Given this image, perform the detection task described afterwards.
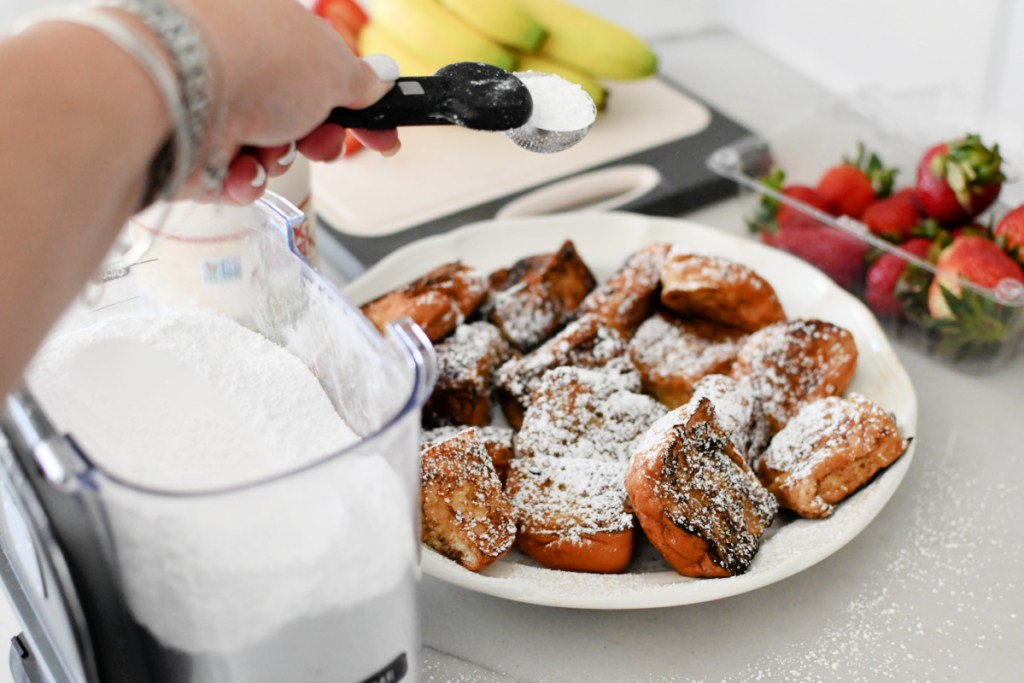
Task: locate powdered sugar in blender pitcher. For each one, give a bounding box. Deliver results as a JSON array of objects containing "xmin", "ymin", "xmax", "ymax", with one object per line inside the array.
[{"xmin": 1, "ymin": 193, "xmax": 434, "ymax": 683}]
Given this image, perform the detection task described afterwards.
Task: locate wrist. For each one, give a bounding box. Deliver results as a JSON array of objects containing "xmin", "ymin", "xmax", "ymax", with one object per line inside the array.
[{"xmin": 107, "ymin": 0, "xmax": 225, "ymax": 199}]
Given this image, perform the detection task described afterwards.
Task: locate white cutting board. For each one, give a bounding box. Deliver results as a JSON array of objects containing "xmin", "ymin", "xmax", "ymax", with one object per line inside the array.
[{"xmin": 311, "ymin": 78, "xmax": 711, "ymax": 237}]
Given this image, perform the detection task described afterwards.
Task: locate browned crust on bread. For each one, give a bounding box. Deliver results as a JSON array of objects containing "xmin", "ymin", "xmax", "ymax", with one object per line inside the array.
[
  {"xmin": 361, "ymin": 263, "xmax": 487, "ymax": 342},
  {"xmin": 494, "ymin": 315, "xmax": 639, "ymax": 429},
  {"xmin": 423, "ymin": 322, "xmax": 513, "ymax": 428},
  {"xmin": 516, "ymin": 528, "xmax": 634, "ymax": 574},
  {"xmin": 506, "ymin": 456, "xmax": 635, "ymax": 574},
  {"xmin": 420, "ymin": 430, "xmax": 516, "ymax": 571},
  {"xmin": 660, "ymin": 253, "xmax": 786, "ymax": 332},
  {"xmin": 731, "ymin": 319, "xmax": 858, "ymax": 445},
  {"xmin": 578, "ymin": 243, "xmax": 671, "ymax": 334},
  {"xmin": 629, "ymin": 312, "xmax": 747, "ymax": 409},
  {"xmin": 626, "ymin": 399, "xmax": 777, "ymax": 577},
  {"xmin": 488, "ymin": 240, "xmax": 597, "ymax": 352},
  {"xmin": 756, "ymin": 394, "xmax": 909, "ymax": 518}
]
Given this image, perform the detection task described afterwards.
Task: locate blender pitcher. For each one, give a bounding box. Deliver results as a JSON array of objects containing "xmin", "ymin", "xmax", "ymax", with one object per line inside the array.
[{"xmin": 0, "ymin": 194, "xmax": 435, "ymax": 683}]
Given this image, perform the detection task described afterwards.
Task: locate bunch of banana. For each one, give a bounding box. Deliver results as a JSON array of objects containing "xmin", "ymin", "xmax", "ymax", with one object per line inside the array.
[{"xmin": 360, "ymin": 0, "xmax": 656, "ymax": 111}]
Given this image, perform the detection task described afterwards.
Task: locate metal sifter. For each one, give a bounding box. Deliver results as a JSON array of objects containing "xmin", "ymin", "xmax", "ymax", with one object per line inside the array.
[{"xmin": 327, "ymin": 61, "xmax": 597, "ymax": 153}]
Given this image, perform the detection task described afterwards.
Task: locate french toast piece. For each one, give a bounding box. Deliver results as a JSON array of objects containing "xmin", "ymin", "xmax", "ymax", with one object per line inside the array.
[
  {"xmin": 422, "ymin": 322, "xmax": 514, "ymax": 428},
  {"xmin": 660, "ymin": 252, "xmax": 787, "ymax": 332},
  {"xmin": 488, "ymin": 240, "xmax": 597, "ymax": 352},
  {"xmin": 628, "ymin": 312, "xmax": 748, "ymax": 409},
  {"xmin": 756, "ymin": 394, "xmax": 909, "ymax": 519},
  {"xmin": 731, "ymin": 319, "xmax": 858, "ymax": 450},
  {"xmin": 506, "ymin": 455, "xmax": 635, "ymax": 573},
  {"xmin": 688, "ymin": 374, "xmax": 757, "ymax": 464},
  {"xmin": 420, "ymin": 429, "xmax": 516, "ymax": 572},
  {"xmin": 625, "ymin": 398, "xmax": 778, "ymax": 578},
  {"xmin": 361, "ymin": 262, "xmax": 488, "ymax": 342},
  {"xmin": 494, "ymin": 315, "xmax": 640, "ymax": 429},
  {"xmin": 578, "ymin": 243, "xmax": 671, "ymax": 334},
  {"xmin": 515, "ymin": 366, "xmax": 666, "ymax": 464},
  {"xmin": 422, "ymin": 425, "xmax": 515, "ymax": 483}
]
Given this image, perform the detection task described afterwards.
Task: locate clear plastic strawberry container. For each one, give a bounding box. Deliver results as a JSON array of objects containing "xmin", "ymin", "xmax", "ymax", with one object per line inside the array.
[{"xmin": 706, "ymin": 97, "xmax": 1024, "ymax": 367}]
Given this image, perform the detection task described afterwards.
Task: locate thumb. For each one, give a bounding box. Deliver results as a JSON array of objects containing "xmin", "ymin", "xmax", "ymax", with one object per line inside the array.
[{"xmin": 338, "ymin": 54, "xmax": 400, "ymax": 109}]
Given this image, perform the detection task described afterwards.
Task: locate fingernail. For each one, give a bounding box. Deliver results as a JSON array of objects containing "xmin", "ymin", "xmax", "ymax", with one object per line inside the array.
[
  {"xmin": 250, "ymin": 161, "xmax": 267, "ymax": 187},
  {"xmin": 362, "ymin": 54, "xmax": 400, "ymax": 82},
  {"xmin": 380, "ymin": 140, "xmax": 401, "ymax": 158},
  {"xmin": 276, "ymin": 141, "xmax": 297, "ymax": 166}
]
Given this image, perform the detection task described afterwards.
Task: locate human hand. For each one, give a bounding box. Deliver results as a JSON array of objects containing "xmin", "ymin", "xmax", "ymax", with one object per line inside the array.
[{"xmin": 181, "ymin": 0, "xmax": 400, "ymax": 203}]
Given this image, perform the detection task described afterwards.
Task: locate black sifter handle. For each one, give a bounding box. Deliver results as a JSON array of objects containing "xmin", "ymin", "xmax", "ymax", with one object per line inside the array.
[{"xmin": 325, "ymin": 62, "xmax": 532, "ymax": 132}]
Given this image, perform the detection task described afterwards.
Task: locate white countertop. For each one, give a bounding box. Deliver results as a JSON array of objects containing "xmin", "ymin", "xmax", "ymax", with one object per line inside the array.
[{"xmin": 2, "ymin": 29, "xmax": 1022, "ymax": 683}]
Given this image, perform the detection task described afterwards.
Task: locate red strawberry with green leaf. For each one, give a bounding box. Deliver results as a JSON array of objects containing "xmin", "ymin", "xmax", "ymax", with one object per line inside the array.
[
  {"xmin": 864, "ymin": 238, "xmax": 932, "ymax": 318},
  {"xmin": 919, "ymin": 235, "xmax": 1024, "ymax": 358},
  {"xmin": 860, "ymin": 188, "xmax": 923, "ymax": 242},
  {"xmin": 747, "ymin": 168, "xmax": 834, "ymax": 245},
  {"xmin": 816, "ymin": 143, "xmax": 897, "ymax": 219},
  {"xmin": 772, "ymin": 222, "xmax": 870, "ymax": 291},
  {"xmin": 916, "ymin": 134, "xmax": 1004, "ymax": 224},
  {"xmin": 993, "ymin": 205, "xmax": 1024, "ymax": 261},
  {"xmin": 928, "ymin": 235, "xmax": 1024, "ymax": 317}
]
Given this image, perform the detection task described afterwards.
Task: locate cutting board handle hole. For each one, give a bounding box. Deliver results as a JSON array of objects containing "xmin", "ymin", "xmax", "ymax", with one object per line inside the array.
[{"xmin": 495, "ymin": 165, "xmax": 661, "ymax": 218}]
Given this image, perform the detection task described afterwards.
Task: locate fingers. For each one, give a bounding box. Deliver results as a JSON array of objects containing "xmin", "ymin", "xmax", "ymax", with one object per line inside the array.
[
  {"xmin": 222, "ymin": 153, "xmax": 266, "ymax": 204},
  {"xmin": 254, "ymin": 141, "xmax": 298, "ymax": 178},
  {"xmin": 297, "ymin": 124, "xmax": 346, "ymax": 162},
  {"xmin": 349, "ymin": 128, "xmax": 401, "ymax": 156},
  {"xmin": 339, "ymin": 54, "xmax": 400, "ymax": 109}
]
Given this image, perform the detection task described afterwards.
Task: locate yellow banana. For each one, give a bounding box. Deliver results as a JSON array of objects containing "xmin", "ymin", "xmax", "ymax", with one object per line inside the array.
[
  {"xmin": 515, "ymin": 53, "xmax": 607, "ymax": 110},
  {"xmin": 358, "ymin": 22, "xmax": 446, "ymax": 76},
  {"xmin": 437, "ymin": 0, "xmax": 545, "ymax": 52},
  {"xmin": 366, "ymin": 0, "xmax": 516, "ymax": 71},
  {"xmin": 518, "ymin": 0, "xmax": 656, "ymax": 80}
]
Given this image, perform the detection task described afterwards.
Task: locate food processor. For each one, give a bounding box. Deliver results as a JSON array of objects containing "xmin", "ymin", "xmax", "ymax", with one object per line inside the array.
[{"xmin": 0, "ymin": 194, "xmax": 435, "ymax": 682}]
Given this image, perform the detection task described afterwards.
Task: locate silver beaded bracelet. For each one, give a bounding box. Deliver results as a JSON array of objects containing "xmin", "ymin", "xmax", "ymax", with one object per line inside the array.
[{"xmin": 109, "ymin": 0, "xmax": 218, "ymax": 195}]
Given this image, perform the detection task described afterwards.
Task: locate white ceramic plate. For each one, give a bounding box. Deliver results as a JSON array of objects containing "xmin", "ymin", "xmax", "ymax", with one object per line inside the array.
[{"xmin": 345, "ymin": 213, "xmax": 918, "ymax": 609}]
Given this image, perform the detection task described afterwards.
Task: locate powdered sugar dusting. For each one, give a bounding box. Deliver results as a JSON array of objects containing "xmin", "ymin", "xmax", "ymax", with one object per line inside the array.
[
  {"xmin": 725, "ymin": 442, "xmax": 1015, "ymax": 682},
  {"xmin": 515, "ymin": 366, "xmax": 666, "ymax": 463},
  {"xmin": 690, "ymin": 374, "xmax": 755, "ymax": 458},
  {"xmin": 629, "ymin": 313, "xmax": 746, "ymax": 404},
  {"xmin": 435, "ymin": 322, "xmax": 511, "ymax": 386},
  {"xmin": 578, "ymin": 243, "xmax": 669, "ymax": 331},
  {"xmin": 495, "ymin": 316, "xmax": 639, "ymax": 415},
  {"xmin": 733, "ymin": 319, "xmax": 857, "ymax": 436},
  {"xmin": 664, "ymin": 249, "xmax": 760, "ymax": 290},
  {"xmin": 508, "ymin": 456, "xmax": 633, "ymax": 543}
]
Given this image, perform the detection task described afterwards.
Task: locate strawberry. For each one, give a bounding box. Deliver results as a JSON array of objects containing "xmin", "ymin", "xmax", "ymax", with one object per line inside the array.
[
  {"xmin": 915, "ymin": 134, "xmax": 1004, "ymax": 224},
  {"xmin": 864, "ymin": 238, "xmax": 932, "ymax": 318},
  {"xmin": 993, "ymin": 205, "xmax": 1024, "ymax": 260},
  {"xmin": 927, "ymin": 235, "xmax": 1024, "ymax": 319},
  {"xmin": 313, "ymin": 0, "xmax": 368, "ymax": 53},
  {"xmin": 860, "ymin": 188, "xmax": 923, "ymax": 242},
  {"xmin": 950, "ymin": 223, "xmax": 988, "ymax": 241},
  {"xmin": 747, "ymin": 168, "xmax": 834, "ymax": 245},
  {"xmin": 772, "ymin": 222, "xmax": 870, "ymax": 291},
  {"xmin": 816, "ymin": 143, "xmax": 896, "ymax": 219},
  {"xmin": 778, "ymin": 185, "xmax": 834, "ymax": 229},
  {"xmin": 343, "ymin": 129, "xmax": 364, "ymax": 157}
]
